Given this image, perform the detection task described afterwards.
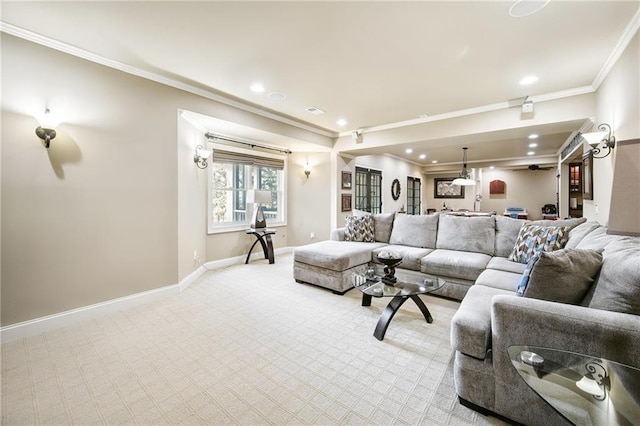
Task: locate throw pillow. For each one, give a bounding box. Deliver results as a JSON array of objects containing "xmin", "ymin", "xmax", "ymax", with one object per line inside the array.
[
  {"xmin": 344, "ymin": 215, "xmax": 374, "ymax": 242},
  {"xmin": 518, "ymin": 248, "xmax": 603, "ymax": 304},
  {"xmin": 508, "ymin": 223, "xmax": 570, "ymax": 264},
  {"xmin": 516, "ymin": 253, "xmax": 541, "ymax": 297}
]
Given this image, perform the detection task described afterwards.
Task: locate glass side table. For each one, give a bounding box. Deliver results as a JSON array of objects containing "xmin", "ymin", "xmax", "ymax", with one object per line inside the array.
[{"xmin": 508, "ymin": 345, "xmax": 640, "ymax": 426}]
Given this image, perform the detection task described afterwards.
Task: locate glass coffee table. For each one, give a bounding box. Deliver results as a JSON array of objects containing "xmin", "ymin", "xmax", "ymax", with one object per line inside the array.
[
  {"xmin": 352, "ymin": 265, "xmax": 445, "ymax": 341},
  {"xmin": 508, "ymin": 345, "xmax": 640, "ymax": 425}
]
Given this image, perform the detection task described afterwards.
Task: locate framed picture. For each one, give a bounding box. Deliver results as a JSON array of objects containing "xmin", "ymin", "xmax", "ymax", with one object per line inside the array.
[
  {"xmin": 341, "ymin": 171, "xmax": 352, "ymax": 189},
  {"xmin": 434, "ymin": 178, "xmax": 465, "ymax": 199},
  {"xmin": 582, "ymin": 150, "xmax": 593, "ymax": 200},
  {"xmin": 341, "ymin": 194, "xmax": 352, "ymax": 212}
]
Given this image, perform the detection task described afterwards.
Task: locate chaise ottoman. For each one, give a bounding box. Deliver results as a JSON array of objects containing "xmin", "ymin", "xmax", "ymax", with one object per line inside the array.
[{"xmin": 293, "ymin": 240, "xmax": 387, "ymax": 294}]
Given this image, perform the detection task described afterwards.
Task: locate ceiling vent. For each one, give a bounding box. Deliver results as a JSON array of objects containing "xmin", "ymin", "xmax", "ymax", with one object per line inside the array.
[{"xmin": 305, "ymin": 106, "xmax": 325, "ymax": 115}]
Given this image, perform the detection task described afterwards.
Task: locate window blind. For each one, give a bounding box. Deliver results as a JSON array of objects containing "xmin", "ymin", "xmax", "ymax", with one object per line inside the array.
[{"xmin": 212, "ymin": 150, "xmax": 285, "ymax": 170}]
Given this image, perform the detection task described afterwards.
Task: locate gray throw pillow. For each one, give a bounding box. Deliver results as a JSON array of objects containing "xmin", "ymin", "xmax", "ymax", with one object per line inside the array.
[
  {"xmin": 373, "ymin": 213, "xmax": 395, "ymax": 243},
  {"xmin": 436, "ymin": 215, "xmax": 496, "ymax": 255},
  {"xmin": 521, "ymin": 248, "xmax": 603, "ymax": 304}
]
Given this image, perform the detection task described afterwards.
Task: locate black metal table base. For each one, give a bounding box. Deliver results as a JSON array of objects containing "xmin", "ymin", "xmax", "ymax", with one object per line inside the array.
[
  {"xmin": 363, "ymin": 293, "xmax": 433, "ymax": 341},
  {"xmin": 245, "ymin": 232, "xmax": 275, "ymax": 264}
]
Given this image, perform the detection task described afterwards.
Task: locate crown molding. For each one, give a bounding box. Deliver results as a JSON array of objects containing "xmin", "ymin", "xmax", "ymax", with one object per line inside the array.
[
  {"xmin": 0, "ymin": 21, "xmax": 337, "ymax": 139},
  {"xmin": 592, "ymin": 7, "xmax": 640, "ymax": 90}
]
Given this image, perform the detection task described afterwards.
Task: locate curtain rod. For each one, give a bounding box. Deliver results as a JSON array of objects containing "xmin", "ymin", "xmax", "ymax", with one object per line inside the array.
[{"xmin": 205, "ymin": 132, "xmax": 292, "ymax": 155}]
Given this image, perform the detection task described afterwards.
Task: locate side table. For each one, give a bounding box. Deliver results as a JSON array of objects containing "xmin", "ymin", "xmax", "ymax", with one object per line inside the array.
[
  {"xmin": 508, "ymin": 345, "xmax": 640, "ymax": 425},
  {"xmin": 245, "ymin": 228, "xmax": 276, "ymax": 264}
]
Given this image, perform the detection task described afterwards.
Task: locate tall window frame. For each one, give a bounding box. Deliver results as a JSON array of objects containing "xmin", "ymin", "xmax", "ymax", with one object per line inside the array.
[
  {"xmin": 208, "ymin": 144, "xmax": 287, "ymax": 233},
  {"xmin": 407, "ymin": 176, "xmax": 422, "ymax": 215},
  {"xmin": 355, "ymin": 166, "xmax": 382, "ymax": 214}
]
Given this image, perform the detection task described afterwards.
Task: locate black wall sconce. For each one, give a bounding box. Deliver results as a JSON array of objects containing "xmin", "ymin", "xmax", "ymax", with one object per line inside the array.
[{"xmin": 581, "ymin": 123, "xmax": 616, "ymax": 159}]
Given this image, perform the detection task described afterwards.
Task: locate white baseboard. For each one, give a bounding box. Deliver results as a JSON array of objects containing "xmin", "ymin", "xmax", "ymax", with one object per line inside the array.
[{"xmin": 1, "ymin": 247, "xmax": 294, "ymax": 343}]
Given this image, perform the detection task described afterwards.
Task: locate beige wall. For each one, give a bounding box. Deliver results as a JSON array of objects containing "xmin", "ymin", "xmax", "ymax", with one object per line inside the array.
[
  {"xmin": 423, "ymin": 173, "xmax": 476, "ymax": 212},
  {"xmin": 586, "ymin": 31, "xmax": 640, "ymax": 225},
  {"xmin": 1, "ymin": 35, "xmax": 331, "ymax": 326}
]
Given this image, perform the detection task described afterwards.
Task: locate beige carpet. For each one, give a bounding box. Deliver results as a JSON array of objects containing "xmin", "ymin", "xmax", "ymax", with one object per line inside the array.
[{"xmin": 2, "ymin": 254, "xmax": 507, "ymax": 425}]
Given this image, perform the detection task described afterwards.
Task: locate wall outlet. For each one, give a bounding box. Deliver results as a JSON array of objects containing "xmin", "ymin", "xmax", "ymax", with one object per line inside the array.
[{"xmin": 310, "ymin": 232, "xmax": 315, "ymax": 239}]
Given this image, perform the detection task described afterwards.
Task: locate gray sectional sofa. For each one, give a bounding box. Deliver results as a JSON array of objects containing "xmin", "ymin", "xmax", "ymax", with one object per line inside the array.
[{"xmin": 293, "ymin": 212, "xmax": 640, "ymax": 425}]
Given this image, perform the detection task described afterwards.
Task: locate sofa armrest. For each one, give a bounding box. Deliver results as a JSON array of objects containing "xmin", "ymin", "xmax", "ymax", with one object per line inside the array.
[
  {"xmin": 490, "ymin": 295, "xmax": 640, "ymax": 425},
  {"xmin": 330, "ymin": 228, "xmax": 346, "ymax": 241},
  {"xmin": 492, "ymin": 295, "xmax": 640, "ymax": 368}
]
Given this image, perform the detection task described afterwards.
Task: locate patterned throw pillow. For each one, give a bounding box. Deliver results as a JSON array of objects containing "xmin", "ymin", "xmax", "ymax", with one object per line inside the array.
[
  {"xmin": 516, "ymin": 253, "xmax": 542, "ymax": 296},
  {"xmin": 508, "ymin": 224, "xmax": 570, "ymax": 264},
  {"xmin": 344, "ymin": 215, "xmax": 374, "ymax": 242}
]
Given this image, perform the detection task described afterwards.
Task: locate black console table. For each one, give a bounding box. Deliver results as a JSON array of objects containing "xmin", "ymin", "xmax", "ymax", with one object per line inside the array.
[{"xmin": 245, "ymin": 228, "xmax": 276, "ymax": 264}]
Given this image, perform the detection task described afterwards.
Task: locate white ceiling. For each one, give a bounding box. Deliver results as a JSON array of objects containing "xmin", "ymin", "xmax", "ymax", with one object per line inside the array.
[{"xmin": 2, "ymin": 1, "xmax": 639, "ymax": 167}]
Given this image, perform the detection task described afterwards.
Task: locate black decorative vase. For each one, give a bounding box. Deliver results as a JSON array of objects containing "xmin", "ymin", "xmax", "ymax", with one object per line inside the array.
[{"xmin": 377, "ymin": 256, "xmax": 403, "ymax": 285}]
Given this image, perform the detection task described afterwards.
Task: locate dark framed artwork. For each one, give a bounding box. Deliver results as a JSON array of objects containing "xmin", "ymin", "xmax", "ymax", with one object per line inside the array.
[
  {"xmin": 341, "ymin": 171, "xmax": 352, "ymax": 189},
  {"xmin": 341, "ymin": 194, "xmax": 352, "ymax": 212},
  {"xmin": 582, "ymin": 150, "xmax": 593, "ymax": 200},
  {"xmin": 434, "ymin": 178, "xmax": 465, "ymax": 199}
]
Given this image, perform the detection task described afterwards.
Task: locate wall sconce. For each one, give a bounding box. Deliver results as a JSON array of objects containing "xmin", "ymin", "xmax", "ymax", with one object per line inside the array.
[
  {"xmin": 35, "ymin": 108, "xmax": 58, "ymax": 148},
  {"xmin": 304, "ymin": 163, "xmax": 311, "ymax": 179},
  {"xmin": 193, "ymin": 145, "xmax": 212, "ymax": 169},
  {"xmin": 581, "ymin": 123, "xmax": 616, "ymax": 159}
]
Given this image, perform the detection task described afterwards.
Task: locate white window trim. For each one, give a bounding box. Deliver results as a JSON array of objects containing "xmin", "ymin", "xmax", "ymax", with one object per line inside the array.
[{"xmin": 207, "ymin": 142, "xmax": 287, "ymax": 234}]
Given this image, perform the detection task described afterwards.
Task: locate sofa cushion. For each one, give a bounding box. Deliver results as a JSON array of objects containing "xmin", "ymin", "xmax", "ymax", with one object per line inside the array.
[
  {"xmin": 293, "ymin": 240, "xmax": 387, "ymax": 272},
  {"xmin": 575, "ymin": 226, "xmax": 619, "ymax": 251},
  {"xmin": 371, "ymin": 245, "xmax": 433, "ymax": 271},
  {"xmin": 344, "ymin": 215, "xmax": 374, "ymax": 242},
  {"xmin": 373, "ymin": 213, "xmax": 395, "ymax": 243},
  {"xmin": 388, "ymin": 213, "xmax": 439, "ymax": 248},
  {"xmin": 486, "ymin": 257, "xmax": 527, "ymax": 274},
  {"xmin": 565, "ymin": 221, "xmax": 603, "ymax": 249},
  {"xmin": 534, "ymin": 217, "xmax": 587, "ymax": 228},
  {"xmin": 508, "ymin": 223, "xmax": 570, "ymax": 264},
  {"xmin": 436, "ymin": 215, "xmax": 496, "ymax": 256},
  {"xmin": 451, "ymin": 284, "xmax": 513, "ymax": 360},
  {"xmin": 590, "ymin": 238, "xmax": 640, "ymax": 315},
  {"xmin": 421, "ymin": 249, "xmax": 491, "ymax": 281},
  {"xmin": 494, "ymin": 216, "xmax": 528, "ymax": 258},
  {"xmin": 476, "ymin": 268, "xmax": 522, "ymax": 292},
  {"xmin": 518, "ymin": 248, "xmax": 603, "ymax": 304}
]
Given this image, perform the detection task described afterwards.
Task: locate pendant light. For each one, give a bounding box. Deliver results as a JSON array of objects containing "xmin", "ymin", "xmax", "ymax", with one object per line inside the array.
[{"xmin": 452, "ymin": 147, "xmax": 476, "ymax": 186}]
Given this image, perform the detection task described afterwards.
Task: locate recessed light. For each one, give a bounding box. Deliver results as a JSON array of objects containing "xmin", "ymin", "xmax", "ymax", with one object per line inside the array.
[
  {"xmin": 250, "ymin": 83, "xmax": 265, "ymax": 93},
  {"xmin": 528, "ymin": 134, "xmax": 539, "ymax": 139},
  {"xmin": 419, "ymin": 154, "xmax": 426, "ymax": 160},
  {"xmin": 405, "ymin": 148, "xmax": 413, "ymax": 154},
  {"xmin": 432, "ymin": 160, "xmax": 438, "ymax": 164},
  {"xmin": 527, "ymin": 151, "xmax": 535, "ymax": 156},
  {"xmin": 529, "ymin": 143, "xmax": 538, "ymax": 148},
  {"xmin": 509, "ymin": 0, "xmax": 550, "ymax": 18},
  {"xmin": 520, "ymin": 75, "xmax": 539, "ymax": 85},
  {"xmin": 336, "ymin": 118, "xmax": 347, "ymax": 126},
  {"xmin": 489, "ymin": 166, "xmax": 495, "ymax": 169},
  {"xmin": 267, "ymin": 92, "xmax": 286, "ymax": 100}
]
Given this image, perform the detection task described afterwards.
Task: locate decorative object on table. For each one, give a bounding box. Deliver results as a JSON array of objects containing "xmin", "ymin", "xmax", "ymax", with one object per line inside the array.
[
  {"xmin": 246, "ymin": 189, "xmax": 272, "ymax": 229},
  {"xmin": 575, "ymin": 361, "xmax": 610, "ymax": 400},
  {"xmin": 434, "ymin": 178, "xmax": 465, "ymax": 199},
  {"xmin": 341, "ymin": 171, "xmax": 352, "ymax": 189},
  {"xmin": 581, "ymin": 123, "xmax": 616, "ymax": 159},
  {"xmin": 391, "ymin": 179, "xmax": 401, "ymax": 200},
  {"xmin": 341, "ymin": 194, "xmax": 352, "ymax": 212},
  {"xmin": 582, "ymin": 150, "xmax": 593, "ymax": 200},
  {"xmin": 520, "ymin": 351, "xmax": 544, "ymax": 367},
  {"xmin": 451, "ymin": 147, "xmax": 476, "ymax": 186},
  {"xmin": 376, "ymin": 251, "xmax": 403, "ymax": 284}
]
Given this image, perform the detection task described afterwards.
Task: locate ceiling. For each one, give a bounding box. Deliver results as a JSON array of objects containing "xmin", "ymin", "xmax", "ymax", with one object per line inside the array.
[{"xmin": 2, "ymin": 1, "xmax": 639, "ymax": 168}]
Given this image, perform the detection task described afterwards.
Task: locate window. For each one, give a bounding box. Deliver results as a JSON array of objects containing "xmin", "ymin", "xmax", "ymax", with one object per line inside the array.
[
  {"xmin": 407, "ymin": 176, "xmax": 421, "ymax": 215},
  {"xmin": 355, "ymin": 167, "xmax": 382, "ymax": 213},
  {"xmin": 209, "ymin": 148, "xmax": 285, "ymax": 233}
]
